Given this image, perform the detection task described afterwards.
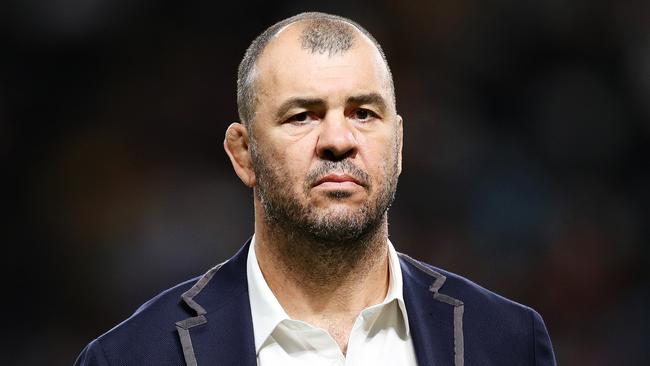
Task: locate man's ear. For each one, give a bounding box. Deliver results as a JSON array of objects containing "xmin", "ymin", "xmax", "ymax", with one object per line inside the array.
[
  {"xmin": 396, "ymin": 114, "xmax": 403, "ymax": 175},
  {"xmin": 224, "ymin": 123, "xmax": 256, "ymax": 187}
]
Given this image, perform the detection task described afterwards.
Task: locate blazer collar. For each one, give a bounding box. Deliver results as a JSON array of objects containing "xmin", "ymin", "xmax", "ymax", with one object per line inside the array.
[
  {"xmin": 400, "ymin": 254, "xmax": 465, "ymax": 366},
  {"xmin": 174, "ymin": 240, "xmax": 464, "ymax": 366},
  {"xmin": 175, "ymin": 238, "xmax": 256, "ymax": 366}
]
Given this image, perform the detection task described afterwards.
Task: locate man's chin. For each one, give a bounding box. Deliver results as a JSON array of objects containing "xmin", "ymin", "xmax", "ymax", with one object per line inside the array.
[
  {"xmin": 304, "ymin": 209, "xmax": 379, "ymax": 240},
  {"xmin": 310, "ymin": 202, "xmax": 367, "ymax": 220}
]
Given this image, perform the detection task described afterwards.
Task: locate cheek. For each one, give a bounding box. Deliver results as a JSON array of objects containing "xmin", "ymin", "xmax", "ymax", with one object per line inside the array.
[
  {"xmin": 275, "ymin": 131, "xmax": 317, "ymax": 164},
  {"xmin": 361, "ymin": 134, "xmax": 396, "ymax": 172},
  {"xmin": 272, "ymin": 140, "xmax": 314, "ymax": 184}
]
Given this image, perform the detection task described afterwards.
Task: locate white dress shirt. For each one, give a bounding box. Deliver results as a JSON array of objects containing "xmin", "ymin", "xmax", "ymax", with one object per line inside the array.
[{"xmin": 246, "ymin": 235, "xmax": 418, "ymax": 366}]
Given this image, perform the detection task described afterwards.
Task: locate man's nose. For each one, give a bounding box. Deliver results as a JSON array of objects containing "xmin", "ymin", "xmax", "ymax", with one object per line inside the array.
[{"xmin": 316, "ymin": 113, "xmax": 359, "ymax": 161}]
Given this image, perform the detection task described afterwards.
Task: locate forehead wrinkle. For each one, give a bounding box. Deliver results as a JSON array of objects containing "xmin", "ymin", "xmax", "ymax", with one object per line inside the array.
[{"xmin": 254, "ymin": 25, "xmax": 395, "ymax": 120}]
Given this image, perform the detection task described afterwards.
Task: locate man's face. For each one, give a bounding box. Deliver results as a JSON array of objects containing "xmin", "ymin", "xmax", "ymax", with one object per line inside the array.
[{"xmin": 249, "ymin": 24, "xmax": 402, "ymax": 242}]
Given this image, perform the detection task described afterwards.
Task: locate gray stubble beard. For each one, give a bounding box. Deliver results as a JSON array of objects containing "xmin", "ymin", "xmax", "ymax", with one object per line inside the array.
[{"xmin": 249, "ymin": 134, "xmax": 400, "ymax": 285}]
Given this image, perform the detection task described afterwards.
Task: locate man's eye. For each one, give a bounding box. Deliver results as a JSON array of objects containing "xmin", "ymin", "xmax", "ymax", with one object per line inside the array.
[
  {"xmin": 294, "ymin": 112, "xmax": 308, "ymax": 121},
  {"xmin": 353, "ymin": 109, "xmax": 375, "ymax": 121},
  {"xmin": 286, "ymin": 112, "xmax": 312, "ymax": 124}
]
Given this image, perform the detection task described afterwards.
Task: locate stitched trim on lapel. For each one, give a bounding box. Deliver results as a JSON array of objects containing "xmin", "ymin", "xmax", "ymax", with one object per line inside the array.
[
  {"xmin": 399, "ymin": 253, "xmax": 465, "ymax": 366},
  {"xmin": 175, "ymin": 261, "xmax": 227, "ymax": 366}
]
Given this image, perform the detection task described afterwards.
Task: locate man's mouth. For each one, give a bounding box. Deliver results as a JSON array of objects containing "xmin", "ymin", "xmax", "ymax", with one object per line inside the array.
[{"xmin": 312, "ymin": 173, "xmax": 363, "ymax": 188}]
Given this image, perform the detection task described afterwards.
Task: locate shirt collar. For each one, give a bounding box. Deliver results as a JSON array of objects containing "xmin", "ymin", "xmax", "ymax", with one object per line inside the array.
[
  {"xmin": 247, "ymin": 235, "xmax": 291, "ymax": 353},
  {"xmin": 246, "ymin": 235, "xmax": 410, "ymax": 353},
  {"xmin": 385, "ymin": 237, "xmax": 411, "ymax": 336}
]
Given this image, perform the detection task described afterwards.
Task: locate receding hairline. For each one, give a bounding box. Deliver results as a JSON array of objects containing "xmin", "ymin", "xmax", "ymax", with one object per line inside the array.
[
  {"xmin": 254, "ymin": 20, "xmax": 379, "ymax": 76},
  {"xmin": 237, "ymin": 12, "xmax": 396, "ymax": 126},
  {"xmin": 258, "ymin": 21, "xmax": 392, "ymax": 101},
  {"xmin": 276, "ymin": 17, "xmax": 356, "ymax": 48},
  {"xmin": 255, "ymin": 17, "xmax": 371, "ymax": 67}
]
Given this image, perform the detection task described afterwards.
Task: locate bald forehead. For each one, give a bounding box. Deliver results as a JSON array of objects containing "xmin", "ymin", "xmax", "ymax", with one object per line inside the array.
[
  {"xmin": 268, "ymin": 20, "xmax": 357, "ymax": 56},
  {"xmin": 259, "ymin": 21, "xmax": 387, "ymax": 79},
  {"xmin": 236, "ymin": 13, "xmax": 397, "ymax": 125},
  {"xmin": 280, "ymin": 19, "xmax": 356, "ymax": 56}
]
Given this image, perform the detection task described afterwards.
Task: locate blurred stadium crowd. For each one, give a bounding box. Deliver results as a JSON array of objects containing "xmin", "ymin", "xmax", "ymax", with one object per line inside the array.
[{"xmin": 2, "ymin": 0, "xmax": 648, "ymax": 364}]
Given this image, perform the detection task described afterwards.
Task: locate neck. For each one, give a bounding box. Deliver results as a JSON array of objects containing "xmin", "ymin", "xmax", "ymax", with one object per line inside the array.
[{"xmin": 253, "ymin": 207, "xmax": 390, "ymax": 321}]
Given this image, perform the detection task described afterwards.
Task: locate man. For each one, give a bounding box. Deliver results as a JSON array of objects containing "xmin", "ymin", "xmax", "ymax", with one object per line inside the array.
[{"xmin": 75, "ymin": 12, "xmax": 556, "ymax": 366}]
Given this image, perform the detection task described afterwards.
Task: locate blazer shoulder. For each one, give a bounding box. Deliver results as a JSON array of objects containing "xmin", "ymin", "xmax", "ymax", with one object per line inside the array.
[
  {"xmin": 400, "ymin": 253, "xmax": 532, "ymax": 313},
  {"xmin": 400, "ymin": 254, "xmax": 557, "ymax": 365},
  {"xmin": 77, "ymin": 275, "xmax": 201, "ymax": 366},
  {"xmin": 109, "ymin": 275, "xmax": 200, "ymax": 333}
]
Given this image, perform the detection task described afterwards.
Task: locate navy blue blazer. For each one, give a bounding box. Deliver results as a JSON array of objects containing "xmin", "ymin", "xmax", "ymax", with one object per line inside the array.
[{"xmin": 75, "ymin": 239, "xmax": 556, "ymax": 365}]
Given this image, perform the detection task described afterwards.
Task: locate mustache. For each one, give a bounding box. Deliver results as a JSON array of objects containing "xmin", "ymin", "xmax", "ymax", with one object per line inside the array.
[{"xmin": 305, "ymin": 160, "xmax": 370, "ymax": 188}]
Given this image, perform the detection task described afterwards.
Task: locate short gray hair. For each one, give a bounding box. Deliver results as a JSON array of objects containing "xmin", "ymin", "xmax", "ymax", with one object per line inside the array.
[{"xmin": 236, "ymin": 12, "xmax": 395, "ymax": 127}]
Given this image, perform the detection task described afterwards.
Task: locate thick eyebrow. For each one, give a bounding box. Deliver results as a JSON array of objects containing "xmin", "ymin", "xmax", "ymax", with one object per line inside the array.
[
  {"xmin": 346, "ymin": 93, "xmax": 388, "ymax": 114},
  {"xmin": 275, "ymin": 97, "xmax": 326, "ymax": 120}
]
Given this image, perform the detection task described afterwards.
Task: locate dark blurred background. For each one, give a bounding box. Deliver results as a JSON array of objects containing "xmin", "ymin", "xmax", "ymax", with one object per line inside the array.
[{"xmin": 2, "ymin": 0, "xmax": 649, "ymax": 364}]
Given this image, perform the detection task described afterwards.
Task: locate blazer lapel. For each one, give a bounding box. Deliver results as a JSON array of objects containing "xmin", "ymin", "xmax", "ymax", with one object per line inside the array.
[
  {"xmin": 175, "ymin": 240, "xmax": 257, "ymax": 366},
  {"xmin": 400, "ymin": 254, "xmax": 465, "ymax": 366},
  {"xmin": 173, "ymin": 241, "xmax": 465, "ymax": 366}
]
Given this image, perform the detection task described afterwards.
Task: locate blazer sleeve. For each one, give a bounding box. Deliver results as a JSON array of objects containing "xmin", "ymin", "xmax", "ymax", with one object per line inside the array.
[
  {"xmin": 74, "ymin": 339, "xmax": 111, "ymax": 366},
  {"xmin": 531, "ymin": 309, "xmax": 557, "ymax": 366}
]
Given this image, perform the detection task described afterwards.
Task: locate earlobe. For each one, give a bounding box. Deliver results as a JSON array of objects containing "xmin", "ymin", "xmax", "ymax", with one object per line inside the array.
[{"xmin": 224, "ymin": 123, "xmax": 257, "ymax": 187}]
